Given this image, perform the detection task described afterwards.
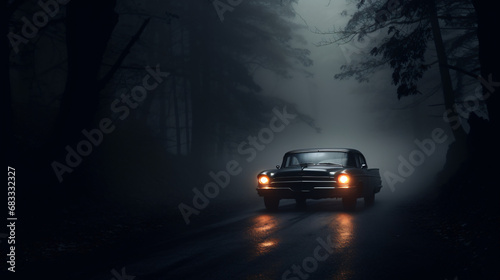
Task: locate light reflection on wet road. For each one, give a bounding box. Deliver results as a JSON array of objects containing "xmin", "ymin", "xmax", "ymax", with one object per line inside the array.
[{"xmin": 87, "ymin": 198, "xmax": 452, "ymax": 280}]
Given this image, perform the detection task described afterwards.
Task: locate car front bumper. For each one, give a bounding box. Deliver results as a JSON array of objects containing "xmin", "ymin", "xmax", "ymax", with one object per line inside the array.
[{"xmin": 256, "ymin": 185, "xmax": 362, "ymax": 199}]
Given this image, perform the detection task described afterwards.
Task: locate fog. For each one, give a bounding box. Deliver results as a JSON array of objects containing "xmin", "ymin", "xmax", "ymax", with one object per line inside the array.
[
  {"xmin": 8, "ymin": 1, "xmax": 498, "ymax": 278},
  {"xmin": 8, "ymin": 0, "xmax": 481, "ymax": 249},
  {"xmin": 8, "ymin": 0, "xmax": 463, "ymax": 211},
  {"xmin": 243, "ymin": 0, "xmax": 453, "ymax": 202}
]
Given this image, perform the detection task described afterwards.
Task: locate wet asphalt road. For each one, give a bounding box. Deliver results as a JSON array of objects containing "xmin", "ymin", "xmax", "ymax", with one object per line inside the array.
[{"xmin": 81, "ymin": 196, "xmax": 457, "ymax": 280}]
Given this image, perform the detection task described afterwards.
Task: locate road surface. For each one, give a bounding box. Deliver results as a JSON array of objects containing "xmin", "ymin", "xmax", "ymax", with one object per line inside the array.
[{"xmin": 69, "ymin": 197, "xmax": 463, "ymax": 280}]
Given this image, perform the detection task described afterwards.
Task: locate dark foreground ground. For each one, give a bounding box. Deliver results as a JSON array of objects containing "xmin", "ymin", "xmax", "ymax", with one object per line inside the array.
[{"xmin": 12, "ymin": 189, "xmax": 499, "ymax": 280}]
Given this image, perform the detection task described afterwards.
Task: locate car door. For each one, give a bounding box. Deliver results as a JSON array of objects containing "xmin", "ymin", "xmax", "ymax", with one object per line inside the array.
[{"xmin": 353, "ymin": 152, "xmax": 372, "ymax": 195}]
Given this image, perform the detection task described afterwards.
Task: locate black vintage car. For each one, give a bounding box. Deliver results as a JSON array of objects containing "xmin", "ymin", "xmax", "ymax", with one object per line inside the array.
[{"xmin": 256, "ymin": 148, "xmax": 382, "ymax": 211}]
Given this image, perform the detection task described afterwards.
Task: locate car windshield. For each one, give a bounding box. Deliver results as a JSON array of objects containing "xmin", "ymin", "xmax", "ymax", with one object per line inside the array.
[{"xmin": 283, "ymin": 152, "xmax": 348, "ymax": 168}]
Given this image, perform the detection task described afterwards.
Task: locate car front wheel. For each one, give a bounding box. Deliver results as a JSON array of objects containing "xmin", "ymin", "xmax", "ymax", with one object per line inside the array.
[{"xmin": 264, "ymin": 196, "xmax": 279, "ymax": 211}]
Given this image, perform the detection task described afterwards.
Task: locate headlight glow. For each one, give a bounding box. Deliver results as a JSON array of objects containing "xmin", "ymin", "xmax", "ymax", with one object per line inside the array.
[
  {"xmin": 338, "ymin": 174, "xmax": 350, "ymax": 184},
  {"xmin": 258, "ymin": 175, "xmax": 270, "ymax": 185}
]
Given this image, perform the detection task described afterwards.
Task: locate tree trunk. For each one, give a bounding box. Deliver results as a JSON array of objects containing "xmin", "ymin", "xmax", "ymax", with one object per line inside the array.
[
  {"xmin": 428, "ymin": 0, "xmax": 466, "ymax": 143},
  {"xmin": 53, "ymin": 1, "xmax": 118, "ymax": 149},
  {"xmin": 188, "ymin": 3, "xmax": 214, "ymax": 160},
  {"xmin": 183, "ymin": 66, "xmax": 191, "ymax": 154},
  {"xmin": 471, "ymin": 1, "xmax": 500, "ymax": 129}
]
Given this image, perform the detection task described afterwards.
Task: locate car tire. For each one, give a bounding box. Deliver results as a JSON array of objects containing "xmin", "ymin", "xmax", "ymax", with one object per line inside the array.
[
  {"xmin": 264, "ymin": 196, "xmax": 279, "ymax": 211},
  {"xmin": 342, "ymin": 196, "xmax": 357, "ymax": 211},
  {"xmin": 364, "ymin": 192, "xmax": 375, "ymax": 207}
]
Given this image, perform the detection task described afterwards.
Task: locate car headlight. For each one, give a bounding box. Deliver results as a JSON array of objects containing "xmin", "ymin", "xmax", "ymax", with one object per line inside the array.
[
  {"xmin": 338, "ymin": 174, "xmax": 350, "ymax": 184},
  {"xmin": 258, "ymin": 175, "xmax": 270, "ymax": 185}
]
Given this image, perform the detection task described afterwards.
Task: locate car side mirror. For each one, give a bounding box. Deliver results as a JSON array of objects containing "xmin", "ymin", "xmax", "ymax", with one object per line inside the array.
[
  {"xmin": 361, "ymin": 163, "xmax": 367, "ymax": 169},
  {"xmin": 276, "ymin": 165, "xmax": 281, "ymax": 169}
]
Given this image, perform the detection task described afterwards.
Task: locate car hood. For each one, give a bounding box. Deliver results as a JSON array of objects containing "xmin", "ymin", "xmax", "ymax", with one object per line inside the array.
[{"xmin": 261, "ymin": 165, "xmax": 345, "ymax": 177}]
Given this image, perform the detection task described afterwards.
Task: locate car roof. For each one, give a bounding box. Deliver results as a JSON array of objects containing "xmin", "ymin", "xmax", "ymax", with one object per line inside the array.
[{"xmin": 285, "ymin": 148, "xmax": 361, "ymax": 154}]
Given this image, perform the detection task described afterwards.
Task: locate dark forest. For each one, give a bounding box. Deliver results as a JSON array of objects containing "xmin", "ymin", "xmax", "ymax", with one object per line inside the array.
[{"xmin": 4, "ymin": 0, "xmax": 499, "ymax": 279}]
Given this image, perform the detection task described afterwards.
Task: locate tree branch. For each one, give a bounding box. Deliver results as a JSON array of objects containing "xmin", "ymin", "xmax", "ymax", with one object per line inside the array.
[
  {"xmin": 444, "ymin": 63, "xmax": 479, "ymax": 79},
  {"xmin": 97, "ymin": 17, "xmax": 151, "ymax": 91}
]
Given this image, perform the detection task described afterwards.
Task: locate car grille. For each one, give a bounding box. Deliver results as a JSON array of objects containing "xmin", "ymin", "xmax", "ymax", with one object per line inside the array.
[
  {"xmin": 271, "ymin": 177, "xmax": 335, "ymax": 191},
  {"xmin": 272, "ymin": 176, "xmax": 334, "ymax": 184}
]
